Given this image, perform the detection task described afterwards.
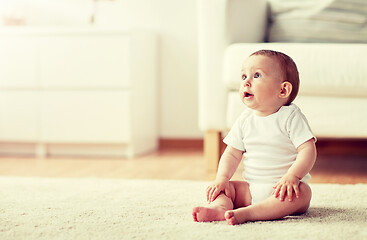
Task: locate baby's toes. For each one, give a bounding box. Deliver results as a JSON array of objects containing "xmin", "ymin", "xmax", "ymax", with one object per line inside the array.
[
  {"xmin": 224, "ymin": 211, "xmax": 238, "ymax": 225},
  {"xmin": 192, "ymin": 207, "xmax": 200, "ymax": 222}
]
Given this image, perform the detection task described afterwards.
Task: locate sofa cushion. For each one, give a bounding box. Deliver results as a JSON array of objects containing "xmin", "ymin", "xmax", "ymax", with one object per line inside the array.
[
  {"xmin": 226, "ymin": 91, "xmax": 367, "ymax": 137},
  {"xmin": 267, "ymin": 0, "xmax": 367, "ymax": 43},
  {"xmin": 223, "ymin": 43, "xmax": 367, "ymax": 97}
]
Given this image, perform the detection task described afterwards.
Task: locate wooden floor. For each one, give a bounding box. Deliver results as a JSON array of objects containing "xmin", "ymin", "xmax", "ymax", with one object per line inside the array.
[{"xmin": 0, "ymin": 139, "xmax": 366, "ymax": 184}]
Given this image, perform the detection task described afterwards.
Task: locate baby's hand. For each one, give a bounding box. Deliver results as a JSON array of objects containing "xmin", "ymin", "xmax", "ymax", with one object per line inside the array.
[
  {"xmin": 206, "ymin": 179, "xmax": 231, "ymax": 203},
  {"xmin": 273, "ymin": 174, "xmax": 300, "ymax": 202}
]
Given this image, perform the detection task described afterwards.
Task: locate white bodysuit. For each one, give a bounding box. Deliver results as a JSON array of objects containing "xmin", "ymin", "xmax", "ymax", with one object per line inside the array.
[{"xmin": 223, "ymin": 103, "xmax": 315, "ymax": 204}]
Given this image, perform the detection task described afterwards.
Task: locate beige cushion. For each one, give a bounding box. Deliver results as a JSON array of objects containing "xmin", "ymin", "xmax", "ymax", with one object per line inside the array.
[
  {"xmin": 226, "ymin": 91, "xmax": 367, "ymax": 137},
  {"xmin": 223, "ymin": 43, "xmax": 367, "ymax": 97}
]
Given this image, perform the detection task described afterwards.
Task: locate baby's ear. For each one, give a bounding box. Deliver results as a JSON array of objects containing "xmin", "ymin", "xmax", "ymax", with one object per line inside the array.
[{"xmin": 280, "ymin": 81, "xmax": 292, "ymax": 99}]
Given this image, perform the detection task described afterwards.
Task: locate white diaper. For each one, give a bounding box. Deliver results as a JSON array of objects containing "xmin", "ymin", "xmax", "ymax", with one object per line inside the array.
[
  {"xmin": 249, "ymin": 182, "xmax": 275, "ymax": 205},
  {"xmin": 249, "ymin": 181, "xmax": 309, "ymax": 205}
]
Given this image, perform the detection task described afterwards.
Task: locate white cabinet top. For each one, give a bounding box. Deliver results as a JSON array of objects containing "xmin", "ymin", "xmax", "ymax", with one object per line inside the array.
[{"xmin": 0, "ymin": 26, "xmax": 130, "ymax": 36}]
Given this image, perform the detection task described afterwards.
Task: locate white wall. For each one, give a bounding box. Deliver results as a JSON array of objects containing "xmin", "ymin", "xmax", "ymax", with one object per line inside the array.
[
  {"xmin": 117, "ymin": 0, "xmax": 201, "ymax": 139},
  {"xmin": 95, "ymin": 0, "xmax": 202, "ymax": 138},
  {"xmin": 0, "ymin": 0, "xmax": 202, "ymax": 139}
]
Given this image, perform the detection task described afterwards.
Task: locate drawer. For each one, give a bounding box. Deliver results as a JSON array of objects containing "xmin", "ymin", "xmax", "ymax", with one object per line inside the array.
[
  {"xmin": 40, "ymin": 90, "xmax": 131, "ymax": 143},
  {"xmin": 0, "ymin": 91, "xmax": 39, "ymax": 141},
  {"xmin": 40, "ymin": 35, "xmax": 130, "ymax": 88},
  {"xmin": 0, "ymin": 37, "xmax": 39, "ymax": 88}
]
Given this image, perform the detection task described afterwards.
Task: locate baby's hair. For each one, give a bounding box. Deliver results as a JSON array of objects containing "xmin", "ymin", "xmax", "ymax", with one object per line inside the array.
[{"xmin": 250, "ymin": 50, "xmax": 299, "ymax": 105}]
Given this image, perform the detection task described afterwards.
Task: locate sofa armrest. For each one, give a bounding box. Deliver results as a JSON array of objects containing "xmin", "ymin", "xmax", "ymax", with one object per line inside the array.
[{"xmin": 197, "ymin": 0, "xmax": 267, "ymax": 131}]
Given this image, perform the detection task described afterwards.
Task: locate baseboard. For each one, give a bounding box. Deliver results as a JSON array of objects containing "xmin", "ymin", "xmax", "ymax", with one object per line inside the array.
[
  {"xmin": 317, "ymin": 138, "xmax": 367, "ymax": 156},
  {"xmin": 1, "ymin": 138, "xmax": 365, "ymax": 157},
  {"xmin": 0, "ymin": 142, "xmax": 155, "ymax": 158},
  {"xmin": 0, "ymin": 142, "xmax": 36, "ymax": 157},
  {"xmin": 159, "ymin": 138, "xmax": 203, "ymax": 150},
  {"xmin": 0, "ymin": 140, "xmax": 201, "ymax": 158},
  {"xmin": 159, "ymin": 137, "xmax": 367, "ymax": 154}
]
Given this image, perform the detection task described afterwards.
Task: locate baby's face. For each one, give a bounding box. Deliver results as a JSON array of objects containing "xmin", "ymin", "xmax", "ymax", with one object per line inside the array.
[{"xmin": 239, "ymin": 55, "xmax": 285, "ymax": 116}]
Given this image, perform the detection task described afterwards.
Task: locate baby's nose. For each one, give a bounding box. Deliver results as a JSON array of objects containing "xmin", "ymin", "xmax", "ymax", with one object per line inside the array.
[{"xmin": 243, "ymin": 79, "xmax": 251, "ymax": 87}]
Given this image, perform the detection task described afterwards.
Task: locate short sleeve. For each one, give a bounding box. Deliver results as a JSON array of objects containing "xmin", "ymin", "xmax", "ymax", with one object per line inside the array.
[
  {"xmin": 287, "ymin": 109, "xmax": 316, "ymax": 148},
  {"xmin": 223, "ymin": 111, "xmax": 247, "ymax": 151}
]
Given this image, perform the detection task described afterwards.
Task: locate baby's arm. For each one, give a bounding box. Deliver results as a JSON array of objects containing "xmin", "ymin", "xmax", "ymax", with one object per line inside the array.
[
  {"xmin": 274, "ymin": 138, "xmax": 317, "ymax": 201},
  {"xmin": 207, "ymin": 146, "xmax": 243, "ymax": 203}
]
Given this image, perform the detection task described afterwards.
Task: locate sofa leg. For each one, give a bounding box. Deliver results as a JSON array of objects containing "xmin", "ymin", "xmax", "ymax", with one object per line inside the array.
[{"xmin": 204, "ymin": 130, "xmax": 222, "ymax": 173}]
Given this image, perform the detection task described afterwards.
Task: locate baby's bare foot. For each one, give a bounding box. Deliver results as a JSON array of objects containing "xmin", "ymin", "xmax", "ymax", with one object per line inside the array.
[
  {"xmin": 225, "ymin": 210, "xmax": 246, "ymax": 225},
  {"xmin": 192, "ymin": 206, "xmax": 226, "ymax": 222}
]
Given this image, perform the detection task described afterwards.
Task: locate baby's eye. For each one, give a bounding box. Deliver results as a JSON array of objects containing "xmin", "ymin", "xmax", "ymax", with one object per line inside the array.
[
  {"xmin": 254, "ymin": 72, "xmax": 261, "ymax": 78},
  {"xmin": 242, "ymin": 74, "xmax": 247, "ymax": 80}
]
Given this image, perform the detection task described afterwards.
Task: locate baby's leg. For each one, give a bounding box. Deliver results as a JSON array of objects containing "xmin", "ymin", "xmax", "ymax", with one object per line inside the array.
[
  {"xmin": 193, "ymin": 181, "xmax": 251, "ymax": 222},
  {"xmin": 192, "ymin": 193, "xmax": 231, "ymax": 222},
  {"xmin": 225, "ymin": 182, "xmax": 311, "ymax": 225}
]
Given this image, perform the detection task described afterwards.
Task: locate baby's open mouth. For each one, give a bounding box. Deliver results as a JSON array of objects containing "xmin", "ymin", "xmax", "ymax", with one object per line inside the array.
[{"xmin": 244, "ymin": 92, "xmax": 254, "ymax": 98}]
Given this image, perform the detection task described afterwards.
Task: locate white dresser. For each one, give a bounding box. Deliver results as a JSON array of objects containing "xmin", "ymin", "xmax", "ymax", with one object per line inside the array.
[{"xmin": 0, "ymin": 27, "xmax": 158, "ymax": 158}]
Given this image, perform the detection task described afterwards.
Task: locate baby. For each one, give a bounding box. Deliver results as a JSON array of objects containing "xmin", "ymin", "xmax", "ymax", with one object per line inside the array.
[{"xmin": 192, "ymin": 50, "xmax": 317, "ymax": 225}]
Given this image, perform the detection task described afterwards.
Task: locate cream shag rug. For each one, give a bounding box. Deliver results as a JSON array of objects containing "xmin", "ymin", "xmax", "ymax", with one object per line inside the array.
[{"xmin": 0, "ymin": 177, "xmax": 366, "ymax": 240}]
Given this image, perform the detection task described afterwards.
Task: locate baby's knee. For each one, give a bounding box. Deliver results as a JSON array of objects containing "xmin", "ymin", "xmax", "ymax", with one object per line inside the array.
[
  {"xmin": 227, "ymin": 182, "xmax": 237, "ymax": 202},
  {"xmin": 229, "ymin": 181, "xmax": 251, "ymax": 206},
  {"xmin": 293, "ymin": 182, "xmax": 312, "ymax": 214},
  {"xmin": 300, "ymin": 182, "xmax": 312, "ymax": 198},
  {"xmin": 299, "ymin": 182, "xmax": 312, "ymax": 205}
]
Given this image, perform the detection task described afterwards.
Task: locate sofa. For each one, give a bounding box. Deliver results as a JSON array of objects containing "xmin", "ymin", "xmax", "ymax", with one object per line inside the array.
[{"xmin": 198, "ymin": 0, "xmax": 367, "ymax": 172}]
